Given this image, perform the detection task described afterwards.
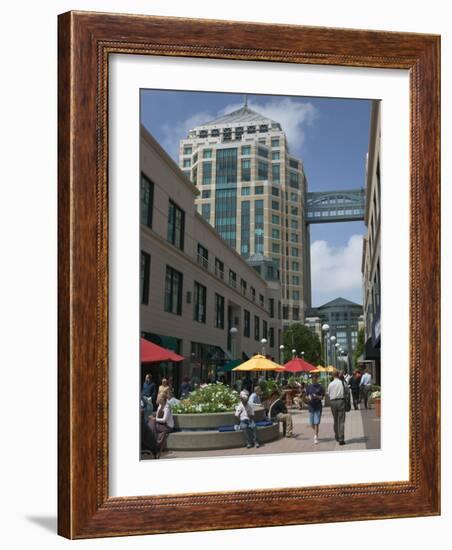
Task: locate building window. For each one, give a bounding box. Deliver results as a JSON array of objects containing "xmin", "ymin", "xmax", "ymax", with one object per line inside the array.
[
  {"xmin": 140, "ymin": 173, "xmax": 154, "ymax": 228},
  {"xmin": 203, "ymin": 149, "xmax": 212, "ymax": 159},
  {"xmin": 216, "ymin": 148, "xmax": 237, "ymax": 185},
  {"xmin": 193, "ymin": 152, "xmax": 198, "ymax": 164},
  {"xmin": 215, "ymin": 188, "xmax": 237, "ymax": 248},
  {"xmin": 292, "ymin": 247, "xmax": 299, "ymax": 257},
  {"xmin": 183, "ymin": 146, "xmax": 192, "ymax": 155},
  {"xmin": 211, "ymin": 128, "xmax": 220, "ymax": 137},
  {"xmin": 271, "ymin": 201, "xmax": 279, "ymax": 210},
  {"xmin": 241, "ymin": 158, "xmax": 251, "ymax": 182},
  {"xmin": 272, "ymin": 243, "xmax": 280, "ymax": 253},
  {"xmin": 271, "ymin": 187, "xmax": 280, "ymax": 197},
  {"xmin": 293, "ymin": 290, "xmax": 300, "ymax": 300},
  {"xmin": 250, "ymin": 287, "xmax": 256, "ymax": 302},
  {"xmin": 241, "ymin": 200, "xmax": 250, "ymax": 257},
  {"xmin": 194, "ymin": 282, "xmax": 207, "ymax": 323},
  {"xmin": 240, "ymin": 278, "xmax": 247, "ymax": 296},
  {"xmin": 254, "ymin": 316, "xmax": 260, "ymax": 340},
  {"xmin": 289, "ymin": 171, "xmax": 299, "ymax": 189},
  {"xmin": 241, "ymin": 186, "xmax": 250, "ymax": 196},
  {"xmin": 282, "ymin": 305, "xmax": 289, "ymax": 319},
  {"xmin": 271, "ymin": 228, "xmax": 280, "ymax": 239},
  {"xmin": 183, "ymin": 158, "xmax": 191, "ymax": 168},
  {"xmin": 140, "ymin": 251, "xmax": 151, "ymax": 305},
  {"xmin": 257, "ymin": 160, "xmax": 268, "ymax": 180},
  {"xmin": 292, "ymin": 275, "xmax": 300, "ymax": 285},
  {"xmin": 263, "ymin": 320, "xmax": 268, "ymax": 340},
  {"xmin": 290, "ymin": 192, "xmax": 298, "ymax": 202},
  {"xmin": 291, "ymin": 233, "xmax": 298, "ymax": 243},
  {"xmin": 272, "ymin": 151, "xmax": 280, "ymax": 160},
  {"xmin": 215, "ymin": 293, "xmax": 225, "ymax": 329},
  {"xmin": 201, "ymin": 203, "xmax": 211, "ymax": 222},
  {"xmin": 259, "ymin": 294, "xmax": 265, "ymax": 308},
  {"xmin": 269, "ymin": 298, "xmax": 275, "ymax": 318},
  {"xmin": 183, "ymin": 170, "xmax": 191, "ymax": 179},
  {"xmin": 258, "ymin": 146, "xmax": 268, "ymax": 158},
  {"xmin": 192, "ymin": 166, "xmax": 198, "ymax": 185},
  {"xmin": 201, "ymin": 190, "xmax": 211, "ymax": 199},
  {"xmin": 254, "ymin": 200, "xmax": 264, "ymax": 254},
  {"xmin": 229, "ymin": 269, "xmax": 237, "ymax": 288},
  {"xmin": 291, "ymin": 206, "xmax": 298, "ymax": 216},
  {"xmin": 272, "ymin": 214, "xmax": 280, "ymax": 224},
  {"xmin": 244, "ymin": 310, "xmax": 251, "ymax": 338},
  {"xmin": 271, "ymin": 138, "xmax": 280, "ymax": 147},
  {"xmin": 272, "ymin": 163, "xmax": 280, "ymax": 183},
  {"xmin": 293, "ymin": 307, "xmax": 300, "ymax": 321},
  {"xmin": 269, "ymin": 327, "xmax": 275, "ymax": 347},
  {"xmin": 202, "ymin": 162, "xmax": 212, "ymax": 185},
  {"xmin": 197, "ymin": 243, "xmax": 209, "ymax": 269},
  {"xmin": 167, "ymin": 201, "xmax": 185, "ymax": 250},
  {"xmin": 291, "ymin": 219, "xmax": 298, "ymax": 229},
  {"xmin": 241, "ymin": 145, "xmax": 251, "ymax": 155},
  {"xmin": 164, "ymin": 266, "xmax": 183, "ymax": 315},
  {"xmin": 292, "ymin": 261, "xmax": 299, "ymax": 271},
  {"xmin": 289, "ymin": 159, "xmax": 299, "ymax": 169},
  {"xmin": 278, "ymin": 301, "xmax": 282, "ymax": 319},
  {"xmin": 215, "ymin": 257, "xmax": 224, "ymax": 279}
]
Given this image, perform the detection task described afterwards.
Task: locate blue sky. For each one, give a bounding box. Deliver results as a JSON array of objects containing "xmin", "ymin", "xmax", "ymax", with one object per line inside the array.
[{"xmin": 141, "ymin": 90, "xmax": 371, "ymax": 307}]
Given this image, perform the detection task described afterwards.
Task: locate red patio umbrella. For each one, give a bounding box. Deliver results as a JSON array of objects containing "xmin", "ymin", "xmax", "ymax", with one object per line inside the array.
[
  {"xmin": 140, "ymin": 337, "xmax": 184, "ymax": 363},
  {"xmin": 278, "ymin": 357, "xmax": 316, "ymax": 373}
]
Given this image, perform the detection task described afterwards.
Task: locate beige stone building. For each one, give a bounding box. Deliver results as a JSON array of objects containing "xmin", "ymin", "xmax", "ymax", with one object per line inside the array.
[
  {"xmin": 140, "ymin": 126, "xmax": 283, "ymax": 385},
  {"xmin": 361, "ymin": 100, "xmax": 381, "ymax": 380},
  {"xmin": 178, "ymin": 100, "xmax": 309, "ymax": 329}
]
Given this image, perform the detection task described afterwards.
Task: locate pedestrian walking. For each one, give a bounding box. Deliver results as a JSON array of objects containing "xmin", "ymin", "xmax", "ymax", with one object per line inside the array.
[
  {"xmin": 305, "ymin": 373, "xmax": 325, "ymax": 444},
  {"xmin": 327, "ymin": 371, "xmax": 350, "ymax": 445},
  {"xmin": 359, "ymin": 368, "xmax": 373, "ymax": 409},
  {"xmin": 268, "ymin": 389, "xmax": 294, "ymax": 438},
  {"xmin": 349, "ymin": 371, "xmax": 361, "ymax": 410},
  {"xmin": 235, "ymin": 390, "xmax": 259, "ymax": 448}
]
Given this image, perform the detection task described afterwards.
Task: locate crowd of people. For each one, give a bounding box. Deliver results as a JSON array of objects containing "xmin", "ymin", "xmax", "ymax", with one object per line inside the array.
[{"xmin": 140, "ymin": 368, "xmax": 374, "ymax": 457}]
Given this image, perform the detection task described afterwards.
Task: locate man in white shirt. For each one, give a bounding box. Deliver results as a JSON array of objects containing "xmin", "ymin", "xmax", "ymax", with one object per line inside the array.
[
  {"xmin": 359, "ymin": 369, "xmax": 373, "ymax": 409},
  {"xmin": 235, "ymin": 390, "xmax": 259, "ymax": 448},
  {"xmin": 327, "ymin": 371, "xmax": 349, "ymax": 445}
]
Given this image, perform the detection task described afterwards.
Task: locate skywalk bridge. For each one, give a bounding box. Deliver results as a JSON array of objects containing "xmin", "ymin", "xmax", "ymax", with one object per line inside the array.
[{"xmin": 306, "ymin": 189, "xmax": 365, "ymax": 224}]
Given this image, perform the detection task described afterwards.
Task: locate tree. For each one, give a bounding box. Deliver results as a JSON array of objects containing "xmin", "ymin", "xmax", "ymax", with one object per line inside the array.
[
  {"xmin": 353, "ymin": 327, "xmax": 365, "ymax": 368},
  {"xmin": 282, "ymin": 324, "xmax": 321, "ymax": 365}
]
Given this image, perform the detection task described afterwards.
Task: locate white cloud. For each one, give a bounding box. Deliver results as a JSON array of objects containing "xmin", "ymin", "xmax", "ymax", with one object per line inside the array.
[
  {"xmin": 159, "ymin": 97, "xmax": 318, "ymax": 161},
  {"xmin": 310, "ymin": 235, "xmax": 364, "ymax": 304}
]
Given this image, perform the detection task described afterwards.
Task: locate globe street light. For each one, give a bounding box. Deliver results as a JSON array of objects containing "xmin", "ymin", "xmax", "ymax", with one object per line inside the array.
[{"xmin": 291, "ymin": 348, "xmax": 297, "ymax": 359}]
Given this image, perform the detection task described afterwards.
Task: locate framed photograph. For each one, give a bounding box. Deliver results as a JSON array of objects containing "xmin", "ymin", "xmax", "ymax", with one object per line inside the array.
[{"xmin": 58, "ymin": 11, "xmax": 440, "ymax": 538}]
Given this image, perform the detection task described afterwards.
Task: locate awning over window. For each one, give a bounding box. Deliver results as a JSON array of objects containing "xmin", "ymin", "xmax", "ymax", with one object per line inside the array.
[{"xmin": 140, "ymin": 338, "xmax": 184, "ymax": 363}]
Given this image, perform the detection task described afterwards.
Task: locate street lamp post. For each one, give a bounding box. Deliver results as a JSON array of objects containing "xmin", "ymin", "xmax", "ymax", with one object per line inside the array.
[
  {"xmin": 291, "ymin": 348, "xmax": 296, "ymax": 359},
  {"xmin": 229, "ymin": 327, "xmax": 238, "ymax": 385},
  {"xmin": 321, "ymin": 324, "xmax": 330, "ymax": 367},
  {"xmin": 279, "ymin": 344, "xmax": 285, "ymax": 366},
  {"xmin": 335, "ymin": 342, "xmax": 340, "ymax": 370},
  {"xmin": 260, "ymin": 338, "xmax": 268, "ymax": 357},
  {"xmin": 329, "ymin": 335, "xmax": 336, "ymax": 367}
]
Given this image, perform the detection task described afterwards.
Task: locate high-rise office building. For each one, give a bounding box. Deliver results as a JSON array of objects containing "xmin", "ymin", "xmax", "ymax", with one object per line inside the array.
[{"xmin": 179, "ymin": 99, "xmax": 310, "ymax": 327}]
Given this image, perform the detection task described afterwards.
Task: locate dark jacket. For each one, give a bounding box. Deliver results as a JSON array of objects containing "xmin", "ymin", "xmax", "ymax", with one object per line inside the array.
[{"xmin": 268, "ymin": 398, "xmax": 287, "ymax": 419}]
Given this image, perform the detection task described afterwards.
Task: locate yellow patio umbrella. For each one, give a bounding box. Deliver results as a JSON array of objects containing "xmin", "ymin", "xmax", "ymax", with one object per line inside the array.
[
  {"xmin": 326, "ymin": 365, "xmax": 338, "ymax": 373},
  {"xmin": 310, "ymin": 365, "xmax": 326, "ymax": 373},
  {"xmin": 232, "ymin": 354, "xmax": 282, "ymax": 371}
]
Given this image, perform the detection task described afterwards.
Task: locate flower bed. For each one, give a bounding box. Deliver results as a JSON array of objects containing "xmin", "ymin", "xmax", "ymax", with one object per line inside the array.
[{"xmin": 172, "ymin": 383, "xmax": 239, "ymax": 414}]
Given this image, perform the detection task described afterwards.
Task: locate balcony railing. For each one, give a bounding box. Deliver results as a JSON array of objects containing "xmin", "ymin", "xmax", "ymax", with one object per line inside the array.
[{"xmin": 197, "ymin": 254, "xmax": 209, "ymax": 270}]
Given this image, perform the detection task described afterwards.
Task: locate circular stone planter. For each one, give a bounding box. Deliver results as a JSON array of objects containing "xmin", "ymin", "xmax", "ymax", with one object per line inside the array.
[
  {"xmin": 173, "ymin": 406, "xmax": 266, "ymax": 430},
  {"xmin": 167, "ymin": 406, "xmax": 280, "ymax": 451}
]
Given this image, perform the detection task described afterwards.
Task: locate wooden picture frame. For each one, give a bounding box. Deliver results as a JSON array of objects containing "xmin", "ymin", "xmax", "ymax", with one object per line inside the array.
[{"xmin": 58, "ymin": 11, "xmax": 440, "ymax": 539}]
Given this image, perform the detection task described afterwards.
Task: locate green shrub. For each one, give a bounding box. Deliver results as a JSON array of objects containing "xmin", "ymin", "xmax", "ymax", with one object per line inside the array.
[{"xmin": 171, "ymin": 383, "xmax": 240, "ymax": 414}]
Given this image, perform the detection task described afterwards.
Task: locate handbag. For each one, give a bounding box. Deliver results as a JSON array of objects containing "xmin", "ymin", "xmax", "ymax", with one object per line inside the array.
[{"xmin": 342, "ymin": 380, "xmax": 351, "ymax": 412}]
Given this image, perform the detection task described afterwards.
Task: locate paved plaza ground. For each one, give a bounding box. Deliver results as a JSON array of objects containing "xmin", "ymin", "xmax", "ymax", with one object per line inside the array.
[{"xmin": 154, "ymin": 404, "xmax": 381, "ymax": 460}]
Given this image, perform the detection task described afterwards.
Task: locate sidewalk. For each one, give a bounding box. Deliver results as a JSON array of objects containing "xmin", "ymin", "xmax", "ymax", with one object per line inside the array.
[{"xmin": 159, "ymin": 405, "xmax": 381, "ymax": 460}]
